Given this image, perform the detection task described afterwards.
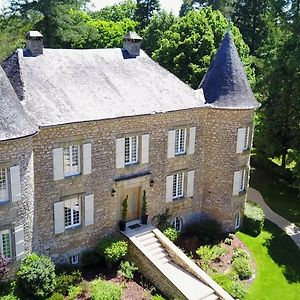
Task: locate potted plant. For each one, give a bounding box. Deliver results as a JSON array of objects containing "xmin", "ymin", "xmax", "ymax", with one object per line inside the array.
[
  {"xmin": 141, "ymin": 190, "xmax": 148, "ymax": 224},
  {"xmin": 119, "ymin": 195, "xmax": 128, "ymax": 231}
]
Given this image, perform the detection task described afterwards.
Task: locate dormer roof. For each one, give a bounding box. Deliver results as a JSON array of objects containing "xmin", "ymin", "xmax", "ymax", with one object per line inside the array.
[{"xmin": 199, "ymin": 31, "xmax": 260, "ymax": 109}]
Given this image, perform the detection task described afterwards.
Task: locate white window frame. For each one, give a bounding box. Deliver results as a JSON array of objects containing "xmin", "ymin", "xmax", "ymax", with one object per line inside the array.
[
  {"xmin": 63, "ymin": 145, "xmax": 81, "ymax": 177},
  {"xmin": 172, "ymin": 217, "xmax": 183, "ymax": 232},
  {"xmin": 172, "ymin": 173, "xmax": 184, "ymax": 200},
  {"xmin": 64, "ymin": 197, "xmax": 81, "ymax": 229},
  {"xmin": 0, "ymin": 229, "xmax": 12, "ymax": 259},
  {"xmin": 243, "ymin": 127, "xmax": 250, "ymax": 151},
  {"xmin": 125, "ymin": 136, "xmax": 138, "ymax": 165},
  {"xmin": 0, "ymin": 168, "xmax": 9, "ymax": 203},
  {"xmin": 240, "ymin": 170, "xmax": 246, "ymax": 192},
  {"xmin": 175, "ymin": 128, "xmax": 186, "ymax": 155},
  {"xmin": 235, "ymin": 212, "xmax": 241, "ymax": 229},
  {"xmin": 69, "ymin": 254, "xmax": 79, "ymax": 265}
]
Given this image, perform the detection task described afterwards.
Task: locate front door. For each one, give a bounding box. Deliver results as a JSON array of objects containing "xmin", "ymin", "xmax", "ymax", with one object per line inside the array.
[{"xmin": 125, "ymin": 187, "xmax": 141, "ymax": 221}]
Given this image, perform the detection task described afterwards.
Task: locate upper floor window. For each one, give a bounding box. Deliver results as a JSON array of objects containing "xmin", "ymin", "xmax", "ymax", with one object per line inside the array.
[
  {"xmin": 175, "ymin": 128, "xmax": 186, "ymax": 155},
  {"xmin": 0, "ymin": 168, "xmax": 9, "ymax": 203},
  {"xmin": 0, "ymin": 229, "xmax": 12, "ymax": 259},
  {"xmin": 172, "ymin": 172, "xmax": 184, "ymax": 199},
  {"xmin": 233, "ymin": 169, "xmax": 247, "ymax": 196},
  {"xmin": 235, "ymin": 212, "xmax": 241, "ymax": 229},
  {"xmin": 64, "ymin": 197, "xmax": 81, "ymax": 229},
  {"xmin": 236, "ymin": 127, "xmax": 250, "ymax": 153},
  {"xmin": 125, "ymin": 136, "xmax": 138, "ymax": 165},
  {"xmin": 63, "ymin": 145, "xmax": 81, "ymax": 177}
]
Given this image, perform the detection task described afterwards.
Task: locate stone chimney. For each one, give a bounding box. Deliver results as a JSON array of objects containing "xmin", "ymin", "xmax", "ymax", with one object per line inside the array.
[
  {"xmin": 123, "ymin": 31, "xmax": 143, "ymax": 58},
  {"xmin": 26, "ymin": 31, "xmax": 44, "ymax": 56}
]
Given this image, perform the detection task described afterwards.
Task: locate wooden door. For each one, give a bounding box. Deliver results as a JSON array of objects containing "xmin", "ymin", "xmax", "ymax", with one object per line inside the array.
[{"xmin": 125, "ymin": 187, "xmax": 141, "ymax": 221}]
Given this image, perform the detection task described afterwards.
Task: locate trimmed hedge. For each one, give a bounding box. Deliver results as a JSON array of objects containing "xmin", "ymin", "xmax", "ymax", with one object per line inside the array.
[{"xmin": 242, "ymin": 201, "xmax": 265, "ymax": 236}]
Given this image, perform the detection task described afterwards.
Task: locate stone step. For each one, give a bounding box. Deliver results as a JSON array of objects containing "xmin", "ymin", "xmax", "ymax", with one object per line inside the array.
[
  {"xmin": 136, "ymin": 231, "xmax": 155, "ymax": 242},
  {"xmin": 200, "ymin": 294, "xmax": 219, "ymax": 300},
  {"xmin": 146, "ymin": 241, "xmax": 161, "ymax": 251},
  {"xmin": 156, "ymin": 256, "xmax": 171, "ymax": 264},
  {"xmin": 150, "ymin": 245, "xmax": 165, "ymax": 255},
  {"xmin": 153, "ymin": 250, "xmax": 169, "ymax": 260},
  {"xmin": 141, "ymin": 236, "xmax": 159, "ymax": 247}
]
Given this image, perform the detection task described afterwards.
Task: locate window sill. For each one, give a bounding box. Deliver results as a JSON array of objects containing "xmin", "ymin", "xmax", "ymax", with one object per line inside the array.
[
  {"xmin": 64, "ymin": 173, "xmax": 82, "ymax": 180},
  {"xmin": 65, "ymin": 224, "xmax": 81, "ymax": 231},
  {"xmin": 241, "ymin": 149, "xmax": 251, "ymax": 155},
  {"xmin": 124, "ymin": 162, "xmax": 139, "ymax": 168},
  {"xmin": 172, "ymin": 196, "xmax": 185, "ymax": 203},
  {"xmin": 174, "ymin": 152, "xmax": 186, "ymax": 157}
]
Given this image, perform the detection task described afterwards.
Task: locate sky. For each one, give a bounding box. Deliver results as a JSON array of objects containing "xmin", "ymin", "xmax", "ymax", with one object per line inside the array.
[{"xmin": 0, "ymin": 0, "xmax": 182, "ymax": 15}]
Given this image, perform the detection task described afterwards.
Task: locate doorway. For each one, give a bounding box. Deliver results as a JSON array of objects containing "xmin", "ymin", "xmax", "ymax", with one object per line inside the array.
[{"xmin": 124, "ymin": 186, "xmax": 141, "ymax": 222}]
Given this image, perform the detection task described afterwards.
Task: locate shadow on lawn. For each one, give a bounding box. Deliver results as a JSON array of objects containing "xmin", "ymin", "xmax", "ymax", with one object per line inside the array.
[{"xmin": 263, "ymin": 220, "xmax": 300, "ymax": 283}]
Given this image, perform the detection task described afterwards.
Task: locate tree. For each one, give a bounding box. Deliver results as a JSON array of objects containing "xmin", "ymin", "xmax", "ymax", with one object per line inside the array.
[
  {"xmin": 142, "ymin": 10, "xmax": 177, "ymax": 56},
  {"xmin": 153, "ymin": 7, "xmax": 254, "ymax": 89},
  {"xmin": 135, "ymin": 0, "xmax": 161, "ymax": 29}
]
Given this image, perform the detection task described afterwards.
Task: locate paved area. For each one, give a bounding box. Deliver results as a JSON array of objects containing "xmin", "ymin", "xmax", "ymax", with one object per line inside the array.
[{"xmin": 247, "ymin": 187, "xmax": 300, "ymax": 249}]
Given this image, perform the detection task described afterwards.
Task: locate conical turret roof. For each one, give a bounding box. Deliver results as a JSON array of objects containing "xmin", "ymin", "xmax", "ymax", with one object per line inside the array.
[
  {"xmin": 0, "ymin": 66, "xmax": 37, "ymax": 141},
  {"xmin": 199, "ymin": 31, "xmax": 259, "ymax": 109}
]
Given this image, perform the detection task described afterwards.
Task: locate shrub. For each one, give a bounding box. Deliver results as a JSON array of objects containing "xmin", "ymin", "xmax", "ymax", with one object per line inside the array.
[
  {"xmin": 152, "ymin": 295, "xmax": 166, "ymax": 300},
  {"xmin": 224, "ymin": 238, "xmax": 232, "ymax": 245},
  {"xmin": 232, "ymin": 248, "xmax": 250, "ymax": 260},
  {"xmin": 212, "ymin": 273, "xmax": 247, "ymax": 299},
  {"xmin": 117, "ymin": 261, "xmax": 138, "ymax": 280},
  {"xmin": 0, "ymin": 295, "xmax": 19, "ymax": 300},
  {"xmin": 153, "ymin": 209, "xmax": 172, "ymax": 231},
  {"xmin": 55, "ymin": 270, "xmax": 82, "ymax": 295},
  {"xmin": 16, "ymin": 253, "xmax": 56, "ymax": 300},
  {"xmin": 97, "ymin": 236, "xmax": 128, "ymax": 264},
  {"xmin": 89, "ymin": 278, "xmax": 122, "ymax": 300},
  {"xmin": 0, "ymin": 253, "xmax": 9, "ymax": 278},
  {"xmin": 47, "ymin": 293, "xmax": 64, "ymax": 300},
  {"xmin": 232, "ymin": 257, "xmax": 253, "ymax": 280},
  {"xmin": 81, "ymin": 250, "xmax": 102, "ymax": 266},
  {"xmin": 242, "ymin": 202, "xmax": 265, "ymax": 236},
  {"xmin": 68, "ymin": 286, "xmax": 83, "ymax": 300},
  {"xmin": 184, "ymin": 218, "xmax": 222, "ymax": 241},
  {"xmin": 163, "ymin": 227, "xmax": 179, "ymax": 242},
  {"xmin": 196, "ymin": 245, "xmax": 226, "ymax": 262}
]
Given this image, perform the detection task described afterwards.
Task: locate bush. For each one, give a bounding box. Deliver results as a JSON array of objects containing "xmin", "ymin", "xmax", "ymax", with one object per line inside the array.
[
  {"xmin": 90, "ymin": 279, "xmax": 122, "ymax": 300},
  {"xmin": 0, "ymin": 295, "xmax": 19, "ymax": 300},
  {"xmin": 0, "ymin": 253, "xmax": 9, "ymax": 278},
  {"xmin": 232, "ymin": 257, "xmax": 253, "ymax": 280},
  {"xmin": 242, "ymin": 202, "xmax": 265, "ymax": 236},
  {"xmin": 152, "ymin": 295, "xmax": 166, "ymax": 300},
  {"xmin": 47, "ymin": 293, "xmax": 64, "ymax": 300},
  {"xmin": 55, "ymin": 270, "xmax": 82, "ymax": 295},
  {"xmin": 163, "ymin": 227, "xmax": 179, "ymax": 242},
  {"xmin": 196, "ymin": 245, "xmax": 226, "ymax": 262},
  {"xmin": 16, "ymin": 253, "xmax": 56, "ymax": 300},
  {"xmin": 117, "ymin": 261, "xmax": 138, "ymax": 280},
  {"xmin": 97, "ymin": 237, "xmax": 128, "ymax": 264},
  {"xmin": 153, "ymin": 209, "xmax": 172, "ymax": 231},
  {"xmin": 232, "ymin": 248, "xmax": 250, "ymax": 260},
  {"xmin": 184, "ymin": 218, "xmax": 222, "ymax": 241},
  {"xmin": 68, "ymin": 286, "xmax": 82, "ymax": 300},
  {"xmin": 81, "ymin": 250, "xmax": 102, "ymax": 266},
  {"xmin": 212, "ymin": 273, "xmax": 247, "ymax": 299}
]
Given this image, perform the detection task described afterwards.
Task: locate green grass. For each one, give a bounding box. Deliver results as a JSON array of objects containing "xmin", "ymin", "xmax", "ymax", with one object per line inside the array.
[
  {"xmin": 250, "ymin": 166, "xmax": 300, "ymax": 227},
  {"xmin": 237, "ymin": 220, "xmax": 300, "ymax": 300}
]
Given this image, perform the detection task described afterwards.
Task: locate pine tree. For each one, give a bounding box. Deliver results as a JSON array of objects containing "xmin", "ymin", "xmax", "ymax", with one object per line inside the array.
[{"xmin": 135, "ymin": 0, "xmax": 160, "ymax": 29}]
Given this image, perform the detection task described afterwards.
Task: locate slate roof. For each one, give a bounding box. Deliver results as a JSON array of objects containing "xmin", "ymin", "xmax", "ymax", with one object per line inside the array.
[
  {"xmin": 2, "ymin": 48, "xmax": 205, "ymax": 127},
  {"xmin": 199, "ymin": 31, "xmax": 260, "ymax": 109},
  {"xmin": 0, "ymin": 66, "xmax": 37, "ymax": 141}
]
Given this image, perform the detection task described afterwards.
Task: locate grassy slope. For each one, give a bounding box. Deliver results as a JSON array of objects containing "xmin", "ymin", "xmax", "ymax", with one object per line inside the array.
[
  {"xmin": 237, "ymin": 220, "xmax": 300, "ymax": 300},
  {"xmin": 250, "ymin": 167, "xmax": 300, "ymax": 227}
]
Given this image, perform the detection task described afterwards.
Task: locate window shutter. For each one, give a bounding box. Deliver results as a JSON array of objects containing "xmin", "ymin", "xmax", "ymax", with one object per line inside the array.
[
  {"xmin": 188, "ymin": 127, "xmax": 196, "ymax": 155},
  {"xmin": 85, "ymin": 194, "xmax": 94, "ymax": 226},
  {"xmin": 116, "ymin": 138, "xmax": 125, "ymax": 169},
  {"xmin": 141, "ymin": 134, "xmax": 150, "ymax": 164},
  {"xmin": 236, "ymin": 128, "xmax": 246, "ymax": 153},
  {"xmin": 54, "ymin": 201, "xmax": 65, "ymax": 234},
  {"xmin": 53, "ymin": 148, "xmax": 64, "ymax": 180},
  {"xmin": 83, "ymin": 143, "xmax": 92, "ymax": 175},
  {"xmin": 167, "ymin": 130, "xmax": 175, "ymax": 158},
  {"xmin": 10, "ymin": 166, "xmax": 21, "ymax": 202},
  {"xmin": 187, "ymin": 170, "xmax": 195, "ymax": 197},
  {"xmin": 166, "ymin": 175, "xmax": 174, "ymax": 202},
  {"xmin": 14, "ymin": 225, "xmax": 25, "ymax": 261},
  {"xmin": 233, "ymin": 171, "xmax": 242, "ymax": 196}
]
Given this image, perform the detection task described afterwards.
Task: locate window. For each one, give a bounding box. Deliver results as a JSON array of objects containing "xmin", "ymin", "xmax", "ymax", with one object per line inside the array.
[
  {"xmin": 0, "ymin": 229, "xmax": 11, "ymax": 259},
  {"xmin": 172, "ymin": 217, "xmax": 183, "ymax": 232},
  {"xmin": 175, "ymin": 128, "xmax": 186, "ymax": 155},
  {"xmin": 240, "ymin": 170, "xmax": 246, "ymax": 192},
  {"xmin": 125, "ymin": 136, "xmax": 138, "ymax": 165},
  {"xmin": 0, "ymin": 168, "xmax": 9, "ymax": 203},
  {"xmin": 64, "ymin": 197, "xmax": 81, "ymax": 229},
  {"xmin": 235, "ymin": 212, "xmax": 241, "ymax": 229},
  {"xmin": 243, "ymin": 127, "xmax": 249, "ymax": 150},
  {"xmin": 172, "ymin": 173, "xmax": 184, "ymax": 199},
  {"xmin": 63, "ymin": 145, "xmax": 81, "ymax": 177},
  {"xmin": 69, "ymin": 254, "xmax": 79, "ymax": 265}
]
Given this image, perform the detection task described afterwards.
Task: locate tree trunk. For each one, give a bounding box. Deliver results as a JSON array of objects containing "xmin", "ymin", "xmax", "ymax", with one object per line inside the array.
[{"xmin": 281, "ymin": 151, "xmax": 287, "ymax": 169}]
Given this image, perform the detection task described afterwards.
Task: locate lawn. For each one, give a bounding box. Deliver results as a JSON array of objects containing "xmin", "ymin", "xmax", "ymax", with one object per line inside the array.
[
  {"xmin": 250, "ymin": 166, "xmax": 300, "ymax": 227},
  {"xmin": 237, "ymin": 220, "xmax": 300, "ymax": 300}
]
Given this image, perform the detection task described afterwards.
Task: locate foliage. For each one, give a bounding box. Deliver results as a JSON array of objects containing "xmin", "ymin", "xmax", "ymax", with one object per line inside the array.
[
  {"xmin": 152, "ymin": 295, "xmax": 166, "ymax": 300},
  {"xmin": 153, "ymin": 7, "xmax": 254, "ymax": 89},
  {"xmin": 232, "ymin": 257, "xmax": 253, "ymax": 280},
  {"xmin": 0, "ymin": 295, "xmax": 19, "ymax": 300},
  {"xmin": 97, "ymin": 236, "xmax": 128, "ymax": 264},
  {"xmin": 68, "ymin": 285, "xmax": 83, "ymax": 300},
  {"xmin": 196, "ymin": 245, "xmax": 226, "ymax": 262},
  {"xmin": 16, "ymin": 253, "xmax": 56, "ymax": 300},
  {"xmin": 121, "ymin": 195, "xmax": 128, "ymax": 222},
  {"xmin": 89, "ymin": 278, "xmax": 122, "ymax": 300},
  {"xmin": 152, "ymin": 208, "xmax": 171, "ymax": 231},
  {"xmin": 47, "ymin": 293, "xmax": 64, "ymax": 300},
  {"xmin": 212, "ymin": 273, "xmax": 247, "ymax": 299},
  {"xmin": 55, "ymin": 270, "xmax": 82, "ymax": 295},
  {"xmin": 81, "ymin": 250, "xmax": 102, "ymax": 266},
  {"xmin": 117, "ymin": 260, "xmax": 138, "ymax": 280},
  {"xmin": 135, "ymin": 0, "xmax": 160, "ymax": 29},
  {"xmin": 232, "ymin": 248, "xmax": 250, "ymax": 260},
  {"xmin": 0, "ymin": 253, "xmax": 9, "ymax": 278},
  {"xmin": 141, "ymin": 190, "xmax": 147, "ymax": 216},
  {"xmin": 163, "ymin": 227, "xmax": 179, "ymax": 242},
  {"xmin": 183, "ymin": 218, "xmax": 222, "ymax": 241},
  {"xmin": 242, "ymin": 201, "xmax": 265, "ymax": 237}
]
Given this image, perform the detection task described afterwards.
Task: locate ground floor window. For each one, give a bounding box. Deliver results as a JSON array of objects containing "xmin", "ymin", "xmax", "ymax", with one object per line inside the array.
[
  {"xmin": 172, "ymin": 173, "xmax": 184, "ymax": 199},
  {"xmin": 69, "ymin": 254, "xmax": 79, "ymax": 265},
  {"xmin": 172, "ymin": 217, "xmax": 183, "ymax": 232},
  {"xmin": 235, "ymin": 212, "xmax": 241, "ymax": 229},
  {"xmin": 0, "ymin": 229, "xmax": 12, "ymax": 259}
]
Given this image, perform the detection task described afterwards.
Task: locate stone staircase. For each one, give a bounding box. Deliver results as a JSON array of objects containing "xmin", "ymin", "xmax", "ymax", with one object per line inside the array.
[{"xmin": 124, "ymin": 224, "xmax": 233, "ymax": 300}]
